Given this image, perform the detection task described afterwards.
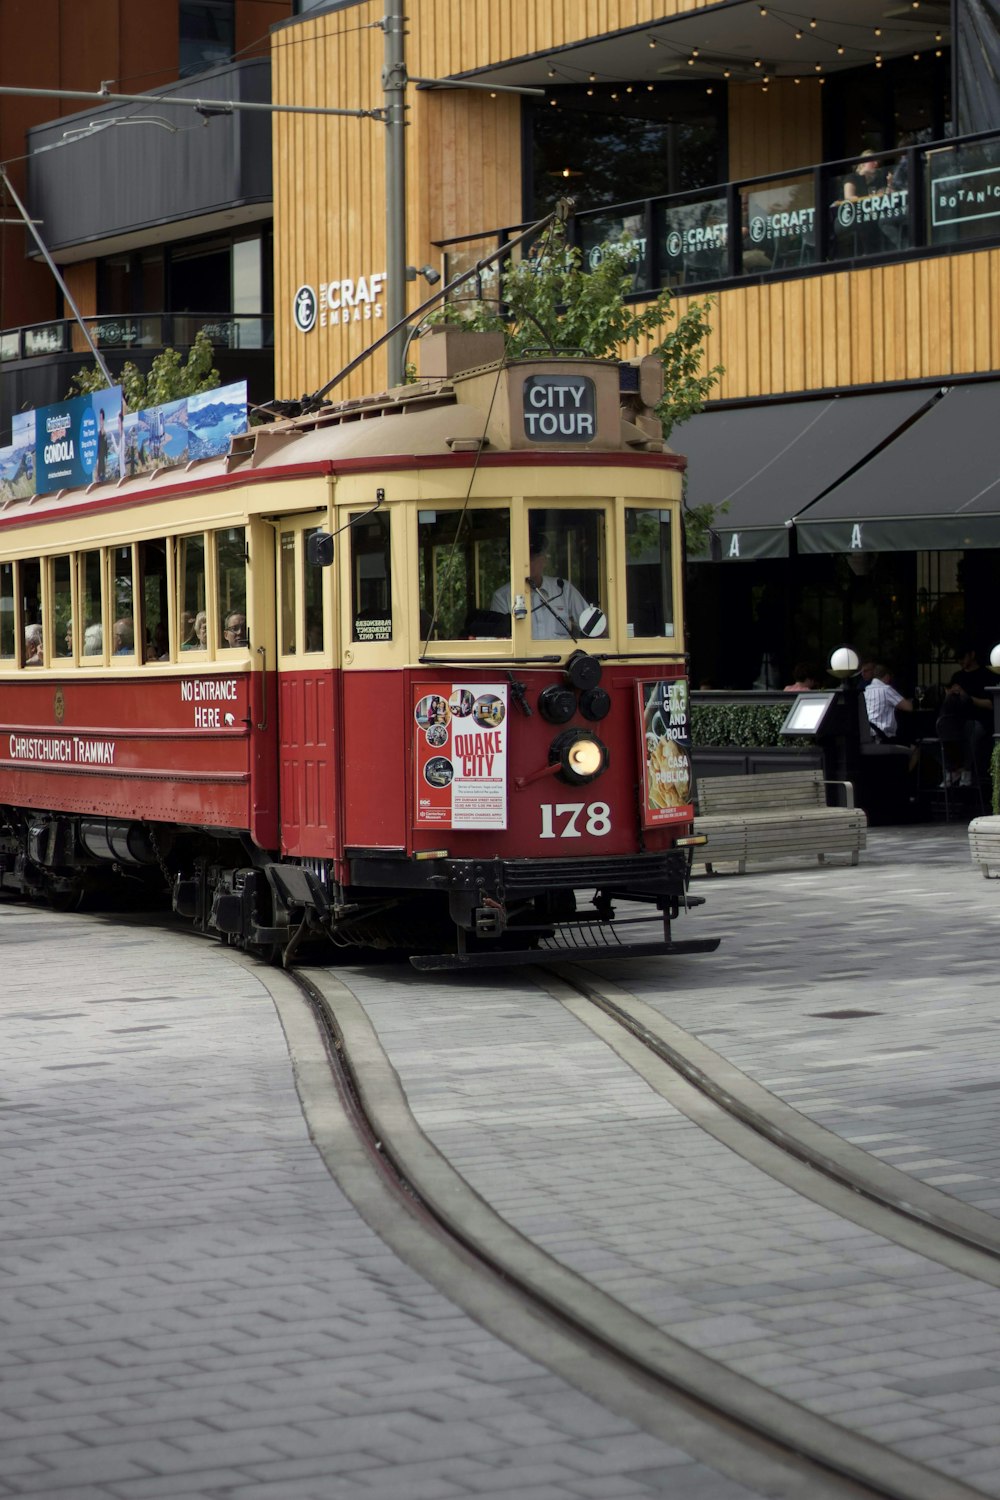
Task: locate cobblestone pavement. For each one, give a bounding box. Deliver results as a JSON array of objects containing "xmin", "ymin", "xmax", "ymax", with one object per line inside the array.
[
  {"xmin": 0, "ymin": 903, "xmax": 767, "ymax": 1500},
  {"xmin": 346, "ymin": 824, "xmax": 1000, "ymax": 1495}
]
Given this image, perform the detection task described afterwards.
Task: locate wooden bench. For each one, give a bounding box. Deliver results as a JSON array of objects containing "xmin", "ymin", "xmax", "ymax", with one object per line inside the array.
[
  {"xmin": 692, "ymin": 770, "xmax": 867, "ymax": 874},
  {"xmin": 969, "ymin": 815, "xmax": 1000, "ymax": 878}
]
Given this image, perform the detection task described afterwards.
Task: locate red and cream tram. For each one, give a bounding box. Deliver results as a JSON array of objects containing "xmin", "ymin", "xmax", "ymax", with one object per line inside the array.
[{"xmin": 0, "ymin": 343, "xmax": 715, "ymax": 967}]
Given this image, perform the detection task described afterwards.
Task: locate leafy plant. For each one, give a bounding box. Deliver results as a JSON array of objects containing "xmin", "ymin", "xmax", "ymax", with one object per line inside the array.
[
  {"xmin": 691, "ymin": 702, "xmax": 803, "ymax": 749},
  {"xmin": 68, "ymin": 329, "xmax": 220, "ymax": 407},
  {"xmin": 427, "ymin": 219, "xmax": 724, "ymax": 446}
]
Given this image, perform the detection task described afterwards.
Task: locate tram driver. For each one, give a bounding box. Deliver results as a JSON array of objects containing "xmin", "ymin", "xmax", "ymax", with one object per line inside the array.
[{"xmin": 490, "ymin": 531, "xmax": 603, "ymax": 641}]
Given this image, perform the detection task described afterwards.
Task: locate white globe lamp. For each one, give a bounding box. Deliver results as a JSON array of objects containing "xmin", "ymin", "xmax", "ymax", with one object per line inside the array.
[
  {"xmin": 990, "ymin": 643, "xmax": 1000, "ymax": 675},
  {"xmin": 829, "ymin": 646, "xmax": 860, "ymax": 680}
]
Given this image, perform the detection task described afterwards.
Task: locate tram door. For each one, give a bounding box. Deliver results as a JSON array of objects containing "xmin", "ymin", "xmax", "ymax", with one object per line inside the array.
[{"xmin": 273, "ymin": 518, "xmax": 339, "ymax": 858}]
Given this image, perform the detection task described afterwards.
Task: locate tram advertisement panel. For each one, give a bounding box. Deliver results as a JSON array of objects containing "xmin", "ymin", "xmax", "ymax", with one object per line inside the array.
[
  {"xmin": 637, "ymin": 678, "xmax": 694, "ymax": 827},
  {"xmin": 413, "ymin": 683, "xmax": 508, "ymax": 829}
]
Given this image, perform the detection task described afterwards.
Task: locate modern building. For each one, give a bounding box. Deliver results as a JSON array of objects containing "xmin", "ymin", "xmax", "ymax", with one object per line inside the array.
[
  {"xmin": 5, "ymin": 0, "xmax": 999, "ymax": 693},
  {"xmin": 0, "ymin": 0, "xmax": 292, "ymax": 434},
  {"xmin": 268, "ymin": 0, "xmax": 999, "ymax": 694}
]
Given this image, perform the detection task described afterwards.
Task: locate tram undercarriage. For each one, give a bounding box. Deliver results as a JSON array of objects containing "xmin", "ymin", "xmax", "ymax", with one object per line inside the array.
[{"xmin": 0, "ymin": 807, "xmax": 718, "ymax": 968}]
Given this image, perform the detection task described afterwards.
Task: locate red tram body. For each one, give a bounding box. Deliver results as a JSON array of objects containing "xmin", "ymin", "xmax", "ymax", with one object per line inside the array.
[{"xmin": 0, "ymin": 349, "xmax": 714, "ymax": 967}]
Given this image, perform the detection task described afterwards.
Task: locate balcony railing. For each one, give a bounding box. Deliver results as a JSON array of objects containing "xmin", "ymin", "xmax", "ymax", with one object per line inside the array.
[
  {"xmin": 437, "ymin": 127, "xmax": 1000, "ymax": 300},
  {"xmin": 0, "ymin": 313, "xmax": 274, "ymax": 364}
]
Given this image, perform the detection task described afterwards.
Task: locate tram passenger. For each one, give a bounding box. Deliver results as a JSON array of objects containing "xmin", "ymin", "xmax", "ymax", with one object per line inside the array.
[
  {"xmin": 223, "ymin": 611, "xmax": 247, "ymax": 647},
  {"xmin": 84, "ymin": 623, "xmax": 103, "ymax": 656},
  {"xmin": 24, "ymin": 623, "xmax": 43, "ymax": 666},
  {"xmin": 113, "ymin": 618, "xmax": 134, "ymax": 655},
  {"xmin": 179, "ymin": 611, "xmax": 199, "ymax": 650},
  {"xmin": 184, "ymin": 610, "xmax": 208, "ymax": 651},
  {"xmin": 490, "ymin": 532, "xmax": 597, "ymax": 641}
]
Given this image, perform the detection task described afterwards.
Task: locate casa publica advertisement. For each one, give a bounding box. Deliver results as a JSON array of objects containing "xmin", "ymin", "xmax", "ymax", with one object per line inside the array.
[
  {"xmin": 637, "ymin": 678, "xmax": 694, "ymax": 826},
  {"xmin": 413, "ymin": 683, "xmax": 508, "ymax": 829}
]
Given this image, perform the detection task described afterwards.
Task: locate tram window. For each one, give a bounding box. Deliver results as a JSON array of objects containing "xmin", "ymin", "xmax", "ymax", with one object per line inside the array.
[
  {"xmin": 216, "ymin": 527, "xmax": 247, "ymax": 649},
  {"xmin": 178, "ymin": 534, "xmax": 206, "ymax": 651},
  {"xmin": 302, "ymin": 527, "xmax": 326, "ymax": 651},
  {"xmin": 280, "ymin": 531, "xmax": 297, "ymax": 655},
  {"xmin": 81, "ymin": 550, "xmax": 104, "ymax": 660},
  {"xmin": 138, "ymin": 539, "xmax": 169, "ymax": 661},
  {"xmin": 523, "ymin": 509, "xmax": 608, "ymax": 640},
  {"xmin": 0, "ymin": 563, "xmax": 14, "ymax": 660},
  {"xmin": 626, "ymin": 508, "xmax": 674, "ymax": 638},
  {"xmin": 52, "ymin": 556, "xmax": 73, "ymax": 659},
  {"xmin": 418, "ymin": 509, "xmax": 510, "ymax": 640},
  {"xmin": 111, "ymin": 546, "xmax": 135, "ymax": 657},
  {"xmin": 20, "ymin": 558, "xmax": 42, "ymax": 665},
  {"xmin": 350, "ymin": 512, "xmax": 390, "ymax": 644}
]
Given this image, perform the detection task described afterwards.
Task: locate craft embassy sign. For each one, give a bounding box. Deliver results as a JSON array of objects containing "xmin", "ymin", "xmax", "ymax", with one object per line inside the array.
[{"xmin": 293, "ymin": 272, "xmax": 386, "ymax": 333}]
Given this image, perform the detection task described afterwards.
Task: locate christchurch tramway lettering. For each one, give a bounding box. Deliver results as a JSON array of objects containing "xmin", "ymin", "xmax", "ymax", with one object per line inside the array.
[{"xmin": 8, "ymin": 735, "xmax": 116, "ymax": 765}]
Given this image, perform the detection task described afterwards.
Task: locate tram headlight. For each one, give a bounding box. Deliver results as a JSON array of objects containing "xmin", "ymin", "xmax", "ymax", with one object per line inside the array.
[{"xmin": 549, "ymin": 728, "xmax": 609, "ymax": 785}]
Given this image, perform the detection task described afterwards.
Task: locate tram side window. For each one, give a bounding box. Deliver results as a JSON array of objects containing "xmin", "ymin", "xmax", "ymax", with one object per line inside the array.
[
  {"xmin": 217, "ymin": 528, "xmax": 247, "ymax": 648},
  {"xmin": 625, "ymin": 508, "xmax": 674, "ymax": 638},
  {"xmin": 350, "ymin": 512, "xmax": 390, "ymax": 643},
  {"xmin": 81, "ymin": 550, "xmax": 105, "ymax": 660},
  {"xmin": 52, "ymin": 556, "xmax": 73, "ymax": 658},
  {"xmin": 20, "ymin": 558, "xmax": 42, "ymax": 665},
  {"xmin": 178, "ymin": 534, "xmax": 207, "ymax": 651},
  {"xmin": 280, "ymin": 531, "xmax": 296, "ymax": 655},
  {"xmin": 139, "ymin": 539, "xmax": 169, "ymax": 661},
  {"xmin": 0, "ymin": 563, "xmax": 14, "ymax": 660},
  {"xmin": 418, "ymin": 509, "xmax": 510, "ymax": 640},
  {"xmin": 303, "ymin": 527, "xmax": 326, "ymax": 651},
  {"xmin": 524, "ymin": 508, "xmax": 608, "ymax": 640},
  {"xmin": 111, "ymin": 546, "xmax": 135, "ymax": 656}
]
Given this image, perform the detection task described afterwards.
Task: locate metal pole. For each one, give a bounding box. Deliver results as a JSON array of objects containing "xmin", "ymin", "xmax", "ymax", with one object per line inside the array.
[
  {"xmin": 0, "ymin": 82, "xmax": 377, "ymax": 120},
  {"xmin": 0, "ymin": 165, "xmax": 116, "ymax": 391},
  {"xmin": 383, "ymin": 0, "xmax": 408, "ymax": 388}
]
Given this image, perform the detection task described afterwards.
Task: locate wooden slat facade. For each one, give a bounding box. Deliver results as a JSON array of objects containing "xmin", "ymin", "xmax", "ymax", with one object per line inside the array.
[{"xmin": 272, "ymin": 0, "xmax": 995, "ymax": 406}]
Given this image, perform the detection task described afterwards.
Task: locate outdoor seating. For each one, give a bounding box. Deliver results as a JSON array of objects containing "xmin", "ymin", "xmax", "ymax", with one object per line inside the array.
[
  {"xmin": 692, "ymin": 769, "xmax": 867, "ymax": 874},
  {"xmin": 968, "ymin": 816, "xmax": 1000, "ymax": 878}
]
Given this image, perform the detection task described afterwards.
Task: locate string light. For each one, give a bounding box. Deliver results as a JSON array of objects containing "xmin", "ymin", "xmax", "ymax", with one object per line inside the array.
[
  {"xmin": 795, "ymin": 29, "xmax": 803, "ymax": 39},
  {"xmin": 754, "ymin": 58, "xmax": 763, "ymax": 67},
  {"xmin": 809, "ymin": 18, "xmax": 817, "ymax": 28}
]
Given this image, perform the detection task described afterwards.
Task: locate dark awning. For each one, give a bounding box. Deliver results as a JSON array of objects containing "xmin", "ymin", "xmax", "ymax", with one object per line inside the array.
[
  {"xmin": 795, "ymin": 382, "xmax": 1000, "ymax": 554},
  {"xmin": 673, "ymin": 388, "xmax": 934, "ymax": 562}
]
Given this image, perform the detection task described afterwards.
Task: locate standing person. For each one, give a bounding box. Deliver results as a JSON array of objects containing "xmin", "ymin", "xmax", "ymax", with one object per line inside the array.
[{"xmin": 864, "ymin": 664, "xmax": 912, "ymax": 742}]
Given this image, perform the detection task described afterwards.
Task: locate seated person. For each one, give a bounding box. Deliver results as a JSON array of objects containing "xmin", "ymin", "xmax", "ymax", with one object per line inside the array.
[
  {"xmin": 146, "ymin": 621, "xmax": 169, "ymax": 662},
  {"xmin": 490, "ymin": 531, "xmax": 598, "ymax": 641},
  {"xmin": 83, "ymin": 623, "xmax": 103, "ymax": 656},
  {"xmin": 864, "ymin": 664, "xmax": 912, "ymax": 742},
  {"xmin": 784, "ymin": 662, "xmax": 822, "ymax": 692},
  {"xmin": 179, "ymin": 611, "xmax": 199, "ymax": 650},
  {"xmin": 24, "ymin": 623, "xmax": 43, "ymax": 666},
  {"xmin": 223, "ymin": 610, "xmax": 247, "ymax": 647},
  {"xmin": 937, "ymin": 675, "xmax": 988, "ymax": 787},
  {"xmin": 113, "ymin": 617, "xmax": 134, "ymax": 655}
]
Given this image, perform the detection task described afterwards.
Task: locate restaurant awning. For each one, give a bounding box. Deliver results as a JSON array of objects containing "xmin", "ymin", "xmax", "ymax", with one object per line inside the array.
[
  {"xmin": 673, "ymin": 387, "xmax": 935, "ymax": 562},
  {"xmin": 795, "ymin": 382, "xmax": 1000, "ymax": 553}
]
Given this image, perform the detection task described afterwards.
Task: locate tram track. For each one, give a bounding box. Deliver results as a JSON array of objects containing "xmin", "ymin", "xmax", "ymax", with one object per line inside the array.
[{"xmin": 258, "ymin": 954, "xmax": 989, "ymax": 1500}]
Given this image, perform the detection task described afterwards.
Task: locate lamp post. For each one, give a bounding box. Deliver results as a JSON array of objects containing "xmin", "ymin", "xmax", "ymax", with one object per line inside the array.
[{"xmin": 826, "ymin": 645, "xmax": 865, "ymax": 788}]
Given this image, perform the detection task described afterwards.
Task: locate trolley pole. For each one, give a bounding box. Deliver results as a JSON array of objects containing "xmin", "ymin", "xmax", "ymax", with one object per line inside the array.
[{"xmin": 383, "ymin": 0, "xmax": 408, "ymax": 389}]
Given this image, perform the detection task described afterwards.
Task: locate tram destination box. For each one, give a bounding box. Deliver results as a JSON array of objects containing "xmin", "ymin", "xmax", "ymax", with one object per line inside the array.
[{"xmin": 455, "ymin": 359, "xmax": 624, "ymax": 451}]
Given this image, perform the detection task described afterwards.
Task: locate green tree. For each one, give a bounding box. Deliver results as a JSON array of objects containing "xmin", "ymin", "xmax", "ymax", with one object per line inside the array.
[
  {"xmin": 68, "ymin": 328, "xmax": 221, "ymax": 408},
  {"xmin": 426, "ymin": 220, "xmax": 724, "ymax": 548}
]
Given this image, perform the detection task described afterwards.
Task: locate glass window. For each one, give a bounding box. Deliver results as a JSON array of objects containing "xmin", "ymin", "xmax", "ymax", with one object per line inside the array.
[
  {"xmin": 350, "ymin": 514, "xmax": 390, "ymax": 644},
  {"xmin": 216, "ymin": 527, "xmax": 246, "ymax": 649},
  {"xmin": 81, "ymin": 551, "xmax": 104, "ymax": 660},
  {"xmin": 0, "ymin": 562, "xmax": 14, "ymax": 660},
  {"xmin": 302, "ymin": 527, "xmax": 326, "ymax": 652},
  {"xmin": 523, "ymin": 509, "xmax": 608, "ymax": 641},
  {"xmin": 52, "ymin": 556, "xmax": 73, "ymax": 659},
  {"xmin": 419, "ymin": 509, "xmax": 510, "ymax": 641},
  {"xmin": 740, "ymin": 175, "xmax": 817, "ymax": 275},
  {"xmin": 657, "ymin": 191, "xmax": 729, "ymax": 289},
  {"xmin": 178, "ymin": 534, "xmax": 207, "ymax": 652},
  {"xmin": 179, "ymin": 0, "xmax": 234, "ymax": 78},
  {"xmin": 280, "ymin": 531, "xmax": 297, "ymax": 655},
  {"xmin": 626, "ymin": 509, "xmax": 674, "ymax": 639},
  {"xmin": 111, "ymin": 547, "xmax": 135, "ymax": 657},
  {"xmin": 20, "ymin": 559, "xmax": 42, "ymax": 665},
  {"xmin": 139, "ymin": 539, "xmax": 169, "ymax": 662}
]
